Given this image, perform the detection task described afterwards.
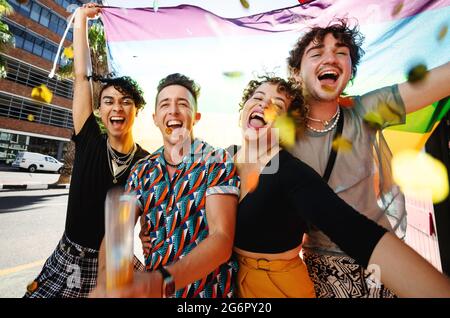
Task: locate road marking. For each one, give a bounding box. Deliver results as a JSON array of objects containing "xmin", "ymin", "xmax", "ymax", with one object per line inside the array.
[{"xmin": 0, "ymin": 259, "xmax": 46, "ymax": 277}]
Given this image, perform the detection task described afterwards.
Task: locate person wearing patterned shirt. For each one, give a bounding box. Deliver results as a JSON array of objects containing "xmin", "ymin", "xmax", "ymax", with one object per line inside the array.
[{"xmin": 92, "ymin": 73, "xmax": 240, "ymax": 298}]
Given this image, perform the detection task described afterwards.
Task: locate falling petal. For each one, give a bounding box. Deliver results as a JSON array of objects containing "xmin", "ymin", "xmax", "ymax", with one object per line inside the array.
[
  {"xmin": 377, "ymin": 102, "xmax": 402, "ymax": 125},
  {"xmin": 338, "ymin": 96, "xmax": 355, "ymax": 108},
  {"xmin": 322, "ymin": 85, "xmax": 335, "ymax": 93},
  {"xmin": 363, "ymin": 111, "xmax": 384, "ymax": 129},
  {"xmin": 31, "ymin": 84, "xmax": 53, "ymax": 104},
  {"xmin": 245, "ymin": 169, "xmax": 260, "ymax": 193},
  {"xmin": 153, "ymin": 0, "xmax": 159, "ymax": 12},
  {"xmin": 407, "ymin": 63, "xmax": 428, "ymax": 83},
  {"xmin": 274, "ymin": 114, "xmax": 296, "ymax": 148},
  {"xmin": 438, "ymin": 25, "xmax": 448, "ymax": 42},
  {"xmin": 223, "ymin": 71, "xmax": 243, "ymax": 78},
  {"xmin": 165, "ymin": 127, "xmax": 173, "ymax": 135},
  {"xmin": 63, "ymin": 46, "xmax": 74, "ymax": 59},
  {"xmin": 332, "ymin": 136, "xmax": 352, "ymax": 152},
  {"xmin": 240, "ymin": 0, "xmax": 250, "ymax": 9},
  {"xmin": 391, "ymin": 1, "xmax": 404, "ymax": 17},
  {"xmin": 27, "ymin": 114, "xmax": 35, "ymax": 122},
  {"xmin": 264, "ymin": 103, "xmax": 278, "ymax": 123},
  {"xmin": 392, "ymin": 150, "xmax": 449, "ymax": 204}
]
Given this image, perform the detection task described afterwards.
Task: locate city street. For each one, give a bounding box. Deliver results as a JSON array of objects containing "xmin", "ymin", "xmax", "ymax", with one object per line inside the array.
[
  {"xmin": 0, "ymin": 189, "xmax": 68, "ymax": 298},
  {"xmin": 0, "ymin": 167, "xmax": 61, "ymax": 186},
  {"xmin": 0, "ymin": 186, "xmax": 144, "ymax": 298}
]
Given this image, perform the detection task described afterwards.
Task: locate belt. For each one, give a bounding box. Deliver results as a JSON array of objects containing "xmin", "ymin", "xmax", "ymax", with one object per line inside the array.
[{"xmin": 59, "ymin": 235, "xmax": 98, "ymax": 259}]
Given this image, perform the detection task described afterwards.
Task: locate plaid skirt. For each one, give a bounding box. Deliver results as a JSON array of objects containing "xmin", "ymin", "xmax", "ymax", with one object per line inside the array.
[
  {"xmin": 23, "ymin": 233, "xmax": 99, "ymax": 298},
  {"xmin": 303, "ymin": 250, "xmax": 396, "ymax": 298}
]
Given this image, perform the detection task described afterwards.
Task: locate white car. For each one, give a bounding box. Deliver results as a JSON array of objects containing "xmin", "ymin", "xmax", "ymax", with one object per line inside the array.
[{"xmin": 12, "ymin": 151, "xmax": 64, "ymax": 173}]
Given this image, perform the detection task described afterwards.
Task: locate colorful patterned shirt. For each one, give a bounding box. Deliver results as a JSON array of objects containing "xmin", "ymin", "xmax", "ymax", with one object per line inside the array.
[{"xmin": 126, "ymin": 139, "xmax": 240, "ymax": 298}]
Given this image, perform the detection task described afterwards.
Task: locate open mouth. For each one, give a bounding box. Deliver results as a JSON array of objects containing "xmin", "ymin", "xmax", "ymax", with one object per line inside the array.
[
  {"xmin": 110, "ymin": 116, "xmax": 125, "ymax": 128},
  {"xmin": 317, "ymin": 70, "xmax": 339, "ymax": 85},
  {"xmin": 248, "ymin": 111, "xmax": 267, "ymax": 129},
  {"xmin": 166, "ymin": 119, "xmax": 183, "ymax": 130}
]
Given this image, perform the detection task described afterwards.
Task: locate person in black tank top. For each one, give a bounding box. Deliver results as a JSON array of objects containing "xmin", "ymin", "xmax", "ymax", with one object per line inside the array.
[
  {"xmin": 233, "ymin": 76, "xmax": 450, "ymax": 297},
  {"xmin": 24, "ymin": 4, "xmax": 149, "ymax": 298}
]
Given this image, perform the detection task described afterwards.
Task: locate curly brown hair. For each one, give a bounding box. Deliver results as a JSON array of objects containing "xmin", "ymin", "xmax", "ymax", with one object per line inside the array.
[
  {"xmin": 239, "ymin": 75, "xmax": 307, "ymax": 139},
  {"xmin": 287, "ymin": 18, "xmax": 365, "ymax": 81},
  {"xmin": 96, "ymin": 75, "xmax": 146, "ymax": 111}
]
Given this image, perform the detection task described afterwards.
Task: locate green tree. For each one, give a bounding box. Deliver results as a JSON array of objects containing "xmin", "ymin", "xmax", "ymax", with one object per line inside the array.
[{"xmin": 0, "ymin": 0, "xmax": 15, "ymax": 79}]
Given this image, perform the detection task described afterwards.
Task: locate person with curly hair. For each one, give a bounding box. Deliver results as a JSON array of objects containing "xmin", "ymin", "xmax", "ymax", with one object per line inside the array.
[
  {"xmin": 24, "ymin": 3, "xmax": 149, "ymax": 298},
  {"xmin": 232, "ymin": 76, "xmax": 450, "ymax": 298},
  {"xmin": 287, "ymin": 19, "xmax": 450, "ymax": 298}
]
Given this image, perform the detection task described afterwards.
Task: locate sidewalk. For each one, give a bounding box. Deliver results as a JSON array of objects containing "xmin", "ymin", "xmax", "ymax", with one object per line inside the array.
[{"xmin": 0, "ymin": 170, "xmax": 69, "ymax": 191}]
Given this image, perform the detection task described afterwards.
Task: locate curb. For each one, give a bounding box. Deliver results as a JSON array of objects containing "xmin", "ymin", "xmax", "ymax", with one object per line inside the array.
[{"xmin": 0, "ymin": 184, "xmax": 70, "ymax": 190}]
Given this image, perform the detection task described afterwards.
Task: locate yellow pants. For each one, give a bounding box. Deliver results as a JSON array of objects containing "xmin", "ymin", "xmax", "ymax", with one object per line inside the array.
[{"xmin": 236, "ymin": 254, "xmax": 316, "ymax": 298}]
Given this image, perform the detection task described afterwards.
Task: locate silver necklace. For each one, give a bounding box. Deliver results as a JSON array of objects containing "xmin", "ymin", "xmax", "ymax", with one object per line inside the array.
[
  {"xmin": 306, "ymin": 107, "xmax": 340, "ymax": 133},
  {"xmin": 306, "ymin": 106, "xmax": 339, "ymax": 126},
  {"xmin": 106, "ymin": 139, "xmax": 137, "ymax": 184}
]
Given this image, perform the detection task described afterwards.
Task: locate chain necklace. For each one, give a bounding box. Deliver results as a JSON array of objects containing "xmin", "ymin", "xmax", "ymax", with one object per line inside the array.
[
  {"xmin": 306, "ymin": 107, "xmax": 341, "ymax": 133},
  {"xmin": 106, "ymin": 138, "xmax": 137, "ymax": 184},
  {"xmin": 163, "ymin": 150, "xmax": 182, "ymax": 168}
]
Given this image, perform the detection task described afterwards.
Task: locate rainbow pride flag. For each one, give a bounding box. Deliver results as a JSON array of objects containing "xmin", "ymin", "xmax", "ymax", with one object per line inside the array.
[{"xmin": 100, "ymin": 0, "xmax": 450, "ymax": 151}]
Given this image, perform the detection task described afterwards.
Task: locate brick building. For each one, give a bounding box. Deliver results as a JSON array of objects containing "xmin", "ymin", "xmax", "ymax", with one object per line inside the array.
[{"xmin": 0, "ymin": 0, "xmax": 84, "ymax": 164}]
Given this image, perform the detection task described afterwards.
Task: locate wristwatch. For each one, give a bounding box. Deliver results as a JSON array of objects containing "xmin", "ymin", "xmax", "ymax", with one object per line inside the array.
[{"xmin": 158, "ymin": 266, "xmax": 175, "ymax": 298}]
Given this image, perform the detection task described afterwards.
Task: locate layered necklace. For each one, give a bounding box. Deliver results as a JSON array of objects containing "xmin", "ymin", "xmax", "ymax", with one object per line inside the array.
[
  {"xmin": 306, "ymin": 106, "xmax": 340, "ymax": 133},
  {"xmin": 106, "ymin": 138, "xmax": 137, "ymax": 184}
]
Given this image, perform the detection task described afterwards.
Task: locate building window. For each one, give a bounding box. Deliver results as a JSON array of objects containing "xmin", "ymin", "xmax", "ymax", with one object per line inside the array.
[
  {"xmin": 7, "ymin": 22, "xmax": 66, "ymax": 65},
  {"xmin": 0, "ymin": 92, "xmax": 74, "ymax": 130},
  {"xmin": 10, "ymin": 0, "xmax": 75, "ymax": 40}
]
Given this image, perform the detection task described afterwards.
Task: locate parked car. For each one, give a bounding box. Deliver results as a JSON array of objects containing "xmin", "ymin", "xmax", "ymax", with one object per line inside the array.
[{"xmin": 12, "ymin": 151, "xmax": 64, "ymax": 173}]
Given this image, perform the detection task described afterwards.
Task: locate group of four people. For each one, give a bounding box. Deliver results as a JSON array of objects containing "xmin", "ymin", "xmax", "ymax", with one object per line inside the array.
[{"xmin": 24, "ymin": 3, "xmax": 450, "ymax": 298}]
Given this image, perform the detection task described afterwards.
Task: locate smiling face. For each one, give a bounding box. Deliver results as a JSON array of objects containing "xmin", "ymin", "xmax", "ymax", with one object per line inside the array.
[
  {"xmin": 153, "ymin": 84, "xmax": 199, "ymax": 146},
  {"xmin": 98, "ymin": 86, "xmax": 137, "ymax": 139},
  {"xmin": 240, "ymin": 82, "xmax": 291, "ymax": 143},
  {"xmin": 294, "ymin": 33, "xmax": 352, "ymax": 103}
]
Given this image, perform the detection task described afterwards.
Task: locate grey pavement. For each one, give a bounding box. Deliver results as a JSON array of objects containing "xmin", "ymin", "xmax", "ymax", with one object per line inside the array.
[
  {"xmin": 0, "ymin": 170, "xmax": 68, "ymax": 190},
  {"xmin": 0, "ymin": 188, "xmax": 144, "ymax": 298}
]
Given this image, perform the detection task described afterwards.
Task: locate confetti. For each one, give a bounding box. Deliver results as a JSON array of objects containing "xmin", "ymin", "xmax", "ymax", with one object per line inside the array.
[
  {"xmin": 223, "ymin": 71, "xmax": 243, "ymax": 78},
  {"xmin": 407, "ymin": 63, "xmax": 428, "ymax": 83},
  {"xmin": 391, "ymin": 1, "xmax": 404, "ymax": 17},
  {"xmin": 263, "ymin": 103, "xmax": 278, "ymax": 123},
  {"xmin": 392, "ymin": 150, "xmax": 449, "ymax": 204},
  {"xmin": 240, "ymin": 0, "xmax": 250, "ymax": 9},
  {"xmin": 274, "ymin": 114, "xmax": 296, "ymax": 148},
  {"xmin": 27, "ymin": 114, "xmax": 35, "ymax": 122},
  {"xmin": 338, "ymin": 96, "xmax": 355, "ymax": 108},
  {"xmin": 165, "ymin": 127, "xmax": 173, "ymax": 135},
  {"xmin": 377, "ymin": 102, "xmax": 402, "ymax": 124},
  {"xmin": 26, "ymin": 281, "xmax": 38, "ymax": 293},
  {"xmin": 153, "ymin": 0, "xmax": 159, "ymax": 12},
  {"xmin": 438, "ymin": 25, "xmax": 448, "ymax": 42},
  {"xmin": 363, "ymin": 111, "xmax": 384, "ymax": 129},
  {"xmin": 63, "ymin": 46, "xmax": 74, "ymax": 59},
  {"xmin": 31, "ymin": 84, "xmax": 53, "ymax": 104},
  {"xmin": 119, "ymin": 205, "xmax": 131, "ymax": 224},
  {"xmin": 332, "ymin": 135, "xmax": 353, "ymax": 152}
]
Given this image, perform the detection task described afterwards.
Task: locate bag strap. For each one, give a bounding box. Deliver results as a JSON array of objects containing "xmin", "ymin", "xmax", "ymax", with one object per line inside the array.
[{"xmin": 322, "ymin": 108, "xmax": 344, "ymax": 183}]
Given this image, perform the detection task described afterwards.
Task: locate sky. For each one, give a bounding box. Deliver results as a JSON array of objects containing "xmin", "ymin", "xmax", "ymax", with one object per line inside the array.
[{"xmin": 98, "ymin": 0, "xmax": 450, "ymax": 153}]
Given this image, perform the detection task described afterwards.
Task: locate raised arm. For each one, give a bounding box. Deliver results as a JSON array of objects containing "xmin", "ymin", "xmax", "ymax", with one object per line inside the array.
[
  {"xmin": 369, "ymin": 232, "xmax": 450, "ymax": 297},
  {"xmin": 72, "ymin": 4, "xmax": 101, "ymax": 134},
  {"xmin": 399, "ymin": 61, "xmax": 450, "ymax": 114}
]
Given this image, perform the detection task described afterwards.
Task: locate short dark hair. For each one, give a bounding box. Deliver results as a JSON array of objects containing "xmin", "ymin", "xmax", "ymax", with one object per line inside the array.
[
  {"xmin": 155, "ymin": 73, "xmax": 201, "ymax": 110},
  {"xmin": 287, "ymin": 19, "xmax": 365, "ymax": 81},
  {"xmin": 239, "ymin": 75, "xmax": 307, "ymax": 139},
  {"xmin": 97, "ymin": 76, "xmax": 146, "ymax": 110}
]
